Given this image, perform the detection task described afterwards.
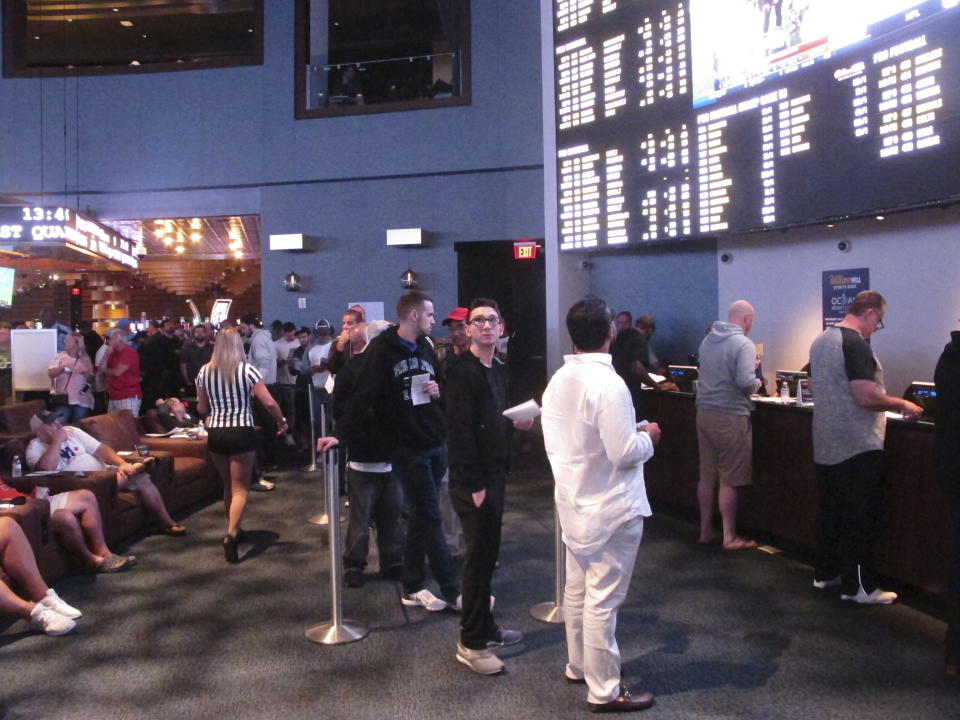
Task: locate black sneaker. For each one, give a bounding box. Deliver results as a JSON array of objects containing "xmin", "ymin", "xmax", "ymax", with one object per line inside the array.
[{"xmin": 344, "ymin": 568, "xmax": 364, "ymax": 588}]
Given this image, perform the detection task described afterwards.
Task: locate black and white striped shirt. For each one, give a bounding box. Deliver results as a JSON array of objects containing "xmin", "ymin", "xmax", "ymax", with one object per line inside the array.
[{"xmin": 196, "ymin": 361, "xmax": 262, "ymax": 428}]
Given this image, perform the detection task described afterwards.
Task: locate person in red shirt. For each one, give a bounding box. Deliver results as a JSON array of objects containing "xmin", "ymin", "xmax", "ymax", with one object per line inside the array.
[{"xmin": 98, "ymin": 327, "xmax": 143, "ymax": 416}]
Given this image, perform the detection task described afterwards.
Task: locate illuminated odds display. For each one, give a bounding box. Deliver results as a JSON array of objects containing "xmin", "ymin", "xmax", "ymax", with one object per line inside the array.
[{"xmin": 553, "ymin": 0, "xmax": 960, "ymax": 250}]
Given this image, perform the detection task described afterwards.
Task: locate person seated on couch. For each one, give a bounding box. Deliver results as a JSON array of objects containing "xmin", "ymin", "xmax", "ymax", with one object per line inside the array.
[
  {"xmin": 1, "ymin": 477, "xmax": 134, "ymax": 574},
  {"xmin": 155, "ymin": 397, "xmax": 197, "ymax": 432},
  {"xmin": 25, "ymin": 412, "xmax": 187, "ymax": 537},
  {"xmin": 0, "ymin": 516, "xmax": 82, "ymax": 635}
]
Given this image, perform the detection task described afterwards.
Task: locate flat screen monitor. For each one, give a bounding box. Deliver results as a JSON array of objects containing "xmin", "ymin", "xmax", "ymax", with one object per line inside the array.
[
  {"xmin": 904, "ymin": 381, "xmax": 936, "ymax": 420},
  {"xmin": 668, "ymin": 364, "xmax": 699, "ymax": 393},
  {"xmin": 775, "ymin": 369, "xmax": 809, "ymax": 397},
  {"xmin": 0, "ymin": 267, "xmax": 14, "ymax": 307},
  {"xmin": 552, "ymin": 0, "xmax": 960, "ymax": 249},
  {"xmin": 210, "ymin": 299, "xmax": 232, "ymax": 328}
]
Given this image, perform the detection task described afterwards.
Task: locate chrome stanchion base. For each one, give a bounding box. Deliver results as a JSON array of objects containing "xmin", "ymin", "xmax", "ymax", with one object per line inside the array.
[
  {"xmin": 307, "ymin": 512, "xmax": 330, "ymax": 526},
  {"xmin": 529, "ymin": 601, "xmax": 564, "ymax": 624},
  {"xmin": 305, "ymin": 620, "xmax": 369, "ymax": 645}
]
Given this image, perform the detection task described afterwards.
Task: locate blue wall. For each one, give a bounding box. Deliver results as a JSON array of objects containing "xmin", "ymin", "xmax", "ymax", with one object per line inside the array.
[
  {"xmin": 0, "ymin": 2, "xmax": 545, "ymax": 326},
  {"xmin": 587, "ymin": 243, "xmax": 719, "ymax": 366}
]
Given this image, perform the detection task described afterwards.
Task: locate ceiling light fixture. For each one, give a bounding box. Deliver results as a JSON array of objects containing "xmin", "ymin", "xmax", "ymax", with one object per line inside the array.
[
  {"xmin": 175, "ymin": 246, "xmax": 185, "ymax": 254},
  {"xmin": 120, "ymin": 20, "xmax": 133, "ymax": 27}
]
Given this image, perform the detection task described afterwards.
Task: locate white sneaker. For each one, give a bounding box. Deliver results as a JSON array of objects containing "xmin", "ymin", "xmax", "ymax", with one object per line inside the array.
[
  {"xmin": 29, "ymin": 604, "xmax": 75, "ymax": 636},
  {"xmin": 41, "ymin": 589, "xmax": 82, "ymax": 619},
  {"xmin": 456, "ymin": 642, "xmax": 505, "ymax": 675},
  {"xmin": 840, "ymin": 587, "xmax": 898, "ymax": 605},
  {"xmin": 451, "ymin": 594, "xmax": 495, "ymax": 612},
  {"xmin": 401, "ymin": 589, "xmax": 447, "ymax": 611},
  {"xmin": 813, "ymin": 575, "xmax": 842, "ymax": 590}
]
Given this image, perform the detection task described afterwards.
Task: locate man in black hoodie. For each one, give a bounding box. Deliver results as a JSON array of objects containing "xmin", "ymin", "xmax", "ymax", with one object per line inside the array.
[
  {"xmin": 318, "ymin": 291, "xmax": 458, "ymax": 611},
  {"xmin": 333, "ymin": 320, "xmax": 404, "ymax": 588}
]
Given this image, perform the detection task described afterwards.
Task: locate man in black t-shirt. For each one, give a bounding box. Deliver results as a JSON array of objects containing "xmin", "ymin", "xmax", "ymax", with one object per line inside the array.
[{"xmin": 179, "ymin": 324, "xmax": 213, "ymax": 393}]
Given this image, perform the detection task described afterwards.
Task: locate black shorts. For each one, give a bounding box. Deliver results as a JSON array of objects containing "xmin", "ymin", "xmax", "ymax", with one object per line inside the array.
[{"xmin": 207, "ymin": 426, "xmax": 258, "ymax": 455}]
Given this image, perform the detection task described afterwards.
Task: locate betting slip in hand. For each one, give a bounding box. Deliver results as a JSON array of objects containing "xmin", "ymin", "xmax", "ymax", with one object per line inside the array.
[
  {"xmin": 410, "ymin": 373, "xmax": 432, "ymax": 405},
  {"xmin": 502, "ymin": 399, "xmax": 541, "ymax": 422}
]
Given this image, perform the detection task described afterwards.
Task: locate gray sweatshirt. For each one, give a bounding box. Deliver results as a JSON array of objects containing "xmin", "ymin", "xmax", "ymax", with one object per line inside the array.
[{"xmin": 695, "ymin": 321, "xmax": 759, "ymax": 416}]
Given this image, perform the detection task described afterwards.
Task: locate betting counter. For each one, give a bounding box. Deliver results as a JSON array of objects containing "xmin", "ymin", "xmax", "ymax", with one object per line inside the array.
[{"xmin": 642, "ymin": 390, "xmax": 948, "ymax": 601}]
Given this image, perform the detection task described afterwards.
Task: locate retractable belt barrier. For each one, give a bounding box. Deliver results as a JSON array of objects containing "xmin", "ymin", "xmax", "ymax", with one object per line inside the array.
[
  {"xmin": 305, "ymin": 447, "xmax": 369, "ymax": 645},
  {"xmin": 530, "ymin": 507, "xmax": 566, "ymax": 624}
]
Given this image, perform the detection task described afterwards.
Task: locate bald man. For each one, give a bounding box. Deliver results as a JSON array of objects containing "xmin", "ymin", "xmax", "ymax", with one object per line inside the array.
[{"xmin": 695, "ymin": 301, "xmax": 761, "ymax": 550}]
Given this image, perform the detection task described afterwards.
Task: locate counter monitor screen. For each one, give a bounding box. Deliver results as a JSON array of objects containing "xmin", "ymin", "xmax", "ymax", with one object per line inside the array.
[
  {"xmin": 904, "ymin": 381, "xmax": 936, "ymax": 420},
  {"xmin": 668, "ymin": 364, "xmax": 699, "ymax": 393},
  {"xmin": 776, "ymin": 369, "xmax": 808, "ymax": 397},
  {"xmin": 552, "ymin": 1, "xmax": 960, "ymax": 249}
]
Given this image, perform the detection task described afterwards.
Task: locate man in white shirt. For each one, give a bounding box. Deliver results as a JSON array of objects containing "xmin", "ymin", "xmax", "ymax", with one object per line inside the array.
[
  {"xmin": 541, "ymin": 296, "xmax": 661, "ymax": 714},
  {"xmin": 26, "ymin": 412, "xmax": 186, "ymax": 537}
]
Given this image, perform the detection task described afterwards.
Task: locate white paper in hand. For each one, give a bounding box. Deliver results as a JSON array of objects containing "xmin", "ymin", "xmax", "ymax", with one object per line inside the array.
[
  {"xmin": 503, "ymin": 399, "xmax": 541, "ymax": 422},
  {"xmin": 410, "ymin": 373, "xmax": 432, "ymax": 405}
]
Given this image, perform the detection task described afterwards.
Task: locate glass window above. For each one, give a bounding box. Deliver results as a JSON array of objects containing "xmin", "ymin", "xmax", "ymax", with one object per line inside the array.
[
  {"xmin": 3, "ymin": 0, "xmax": 263, "ymax": 77},
  {"xmin": 296, "ymin": 0, "xmax": 470, "ymax": 118}
]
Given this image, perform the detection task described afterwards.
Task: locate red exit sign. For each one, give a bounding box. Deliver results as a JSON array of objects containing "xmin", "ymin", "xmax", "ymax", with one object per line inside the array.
[{"xmin": 513, "ymin": 241, "xmax": 540, "ymax": 260}]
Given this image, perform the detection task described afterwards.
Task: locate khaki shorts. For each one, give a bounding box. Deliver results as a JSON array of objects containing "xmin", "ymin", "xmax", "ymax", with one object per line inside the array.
[{"xmin": 696, "ymin": 408, "xmax": 753, "ymax": 488}]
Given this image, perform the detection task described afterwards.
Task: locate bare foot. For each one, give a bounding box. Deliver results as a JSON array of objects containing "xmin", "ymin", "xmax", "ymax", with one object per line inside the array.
[{"xmin": 723, "ymin": 538, "xmax": 757, "ymax": 550}]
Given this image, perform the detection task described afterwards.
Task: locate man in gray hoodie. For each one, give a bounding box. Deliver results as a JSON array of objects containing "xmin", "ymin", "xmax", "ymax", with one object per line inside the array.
[{"xmin": 696, "ymin": 300, "xmax": 760, "ymax": 550}]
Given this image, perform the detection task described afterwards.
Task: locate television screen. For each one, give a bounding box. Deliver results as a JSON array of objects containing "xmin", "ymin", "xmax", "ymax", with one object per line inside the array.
[
  {"xmin": 552, "ymin": 0, "xmax": 960, "ymax": 249},
  {"xmin": 0, "ymin": 267, "xmax": 15, "ymax": 307}
]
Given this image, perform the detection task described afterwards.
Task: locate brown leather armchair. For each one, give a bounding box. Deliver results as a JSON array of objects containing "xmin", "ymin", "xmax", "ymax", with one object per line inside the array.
[{"xmin": 78, "ymin": 409, "xmax": 217, "ymax": 516}]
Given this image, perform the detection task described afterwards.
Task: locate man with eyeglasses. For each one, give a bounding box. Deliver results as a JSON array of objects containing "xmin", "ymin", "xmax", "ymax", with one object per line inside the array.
[
  {"xmin": 446, "ymin": 299, "xmax": 533, "ymax": 675},
  {"xmin": 809, "ymin": 290, "xmax": 922, "ymax": 605}
]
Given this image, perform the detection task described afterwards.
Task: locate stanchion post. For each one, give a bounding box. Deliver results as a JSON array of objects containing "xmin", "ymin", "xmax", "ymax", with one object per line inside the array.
[
  {"xmin": 306, "ymin": 447, "xmax": 369, "ymax": 645},
  {"xmin": 307, "ymin": 401, "xmax": 329, "ymax": 525},
  {"xmin": 530, "ymin": 507, "xmax": 565, "ymax": 623},
  {"xmin": 305, "ymin": 387, "xmax": 318, "ymax": 472}
]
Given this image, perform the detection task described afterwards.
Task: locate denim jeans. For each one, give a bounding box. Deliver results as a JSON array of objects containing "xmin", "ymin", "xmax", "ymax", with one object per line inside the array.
[
  {"xmin": 342, "ymin": 468, "xmax": 404, "ymax": 573},
  {"xmin": 52, "ymin": 404, "xmax": 93, "ymax": 423},
  {"xmin": 393, "ymin": 444, "xmax": 459, "ymax": 601}
]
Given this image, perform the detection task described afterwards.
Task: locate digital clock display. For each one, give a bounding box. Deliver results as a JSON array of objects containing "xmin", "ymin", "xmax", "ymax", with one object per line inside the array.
[
  {"xmin": 0, "ymin": 206, "xmax": 139, "ymax": 269},
  {"xmin": 553, "ymin": 0, "xmax": 960, "ymax": 250}
]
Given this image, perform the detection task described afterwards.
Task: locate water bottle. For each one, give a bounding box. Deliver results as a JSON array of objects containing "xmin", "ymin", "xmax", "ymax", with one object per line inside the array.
[
  {"xmin": 780, "ymin": 381, "xmax": 790, "ymax": 403},
  {"xmin": 11, "ymin": 456, "xmax": 22, "ymax": 478}
]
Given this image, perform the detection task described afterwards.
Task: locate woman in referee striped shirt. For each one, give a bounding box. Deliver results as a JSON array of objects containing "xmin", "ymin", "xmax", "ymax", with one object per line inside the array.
[{"xmin": 196, "ymin": 327, "xmax": 287, "ymax": 562}]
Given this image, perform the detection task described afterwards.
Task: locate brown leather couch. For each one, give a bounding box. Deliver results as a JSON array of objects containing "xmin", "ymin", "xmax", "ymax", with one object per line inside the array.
[
  {"xmin": 0, "ymin": 399, "xmax": 47, "ymax": 444},
  {"xmin": 78, "ymin": 409, "xmax": 218, "ymax": 518}
]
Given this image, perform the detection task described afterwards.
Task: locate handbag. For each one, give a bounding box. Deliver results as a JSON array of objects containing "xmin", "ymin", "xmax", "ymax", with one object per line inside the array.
[{"xmin": 49, "ymin": 356, "xmax": 77, "ymax": 408}]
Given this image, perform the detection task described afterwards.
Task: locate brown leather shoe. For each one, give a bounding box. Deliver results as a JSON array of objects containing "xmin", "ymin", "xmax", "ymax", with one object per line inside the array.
[{"xmin": 587, "ymin": 686, "xmax": 655, "ymax": 713}]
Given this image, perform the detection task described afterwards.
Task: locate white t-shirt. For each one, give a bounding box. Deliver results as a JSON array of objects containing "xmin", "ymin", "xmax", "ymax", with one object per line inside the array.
[
  {"xmin": 26, "ymin": 426, "xmax": 105, "ymax": 472},
  {"xmin": 308, "ymin": 341, "xmax": 333, "ymax": 389},
  {"xmin": 274, "ymin": 337, "xmax": 301, "ymax": 385}
]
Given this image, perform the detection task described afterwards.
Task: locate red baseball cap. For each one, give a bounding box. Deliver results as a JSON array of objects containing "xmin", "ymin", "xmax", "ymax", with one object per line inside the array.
[{"xmin": 442, "ymin": 307, "xmax": 469, "ymax": 326}]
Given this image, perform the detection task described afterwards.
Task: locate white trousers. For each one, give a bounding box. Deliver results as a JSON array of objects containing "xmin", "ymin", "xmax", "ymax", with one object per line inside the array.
[{"xmin": 564, "ymin": 516, "xmax": 644, "ymax": 704}]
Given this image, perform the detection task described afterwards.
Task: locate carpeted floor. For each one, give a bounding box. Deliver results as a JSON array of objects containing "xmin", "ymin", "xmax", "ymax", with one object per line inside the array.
[{"xmin": 1, "ymin": 461, "xmax": 957, "ymax": 720}]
